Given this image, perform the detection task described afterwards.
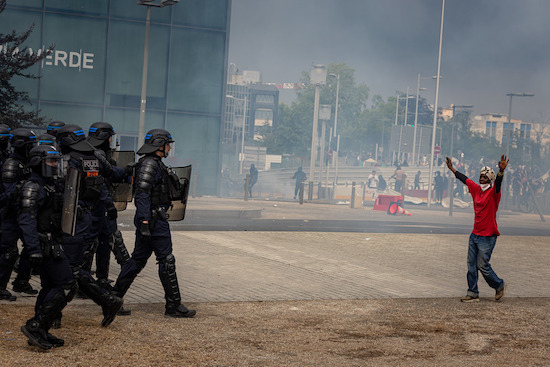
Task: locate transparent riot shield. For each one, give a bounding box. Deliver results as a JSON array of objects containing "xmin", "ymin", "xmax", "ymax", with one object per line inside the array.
[
  {"xmin": 166, "ymin": 165, "xmax": 192, "ymax": 221},
  {"xmin": 61, "ymin": 166, "xmax": 81, "ymax": 236},
  {"xmin": 110, "ymin": 150, "xmax": 135, "ymax": 211}
]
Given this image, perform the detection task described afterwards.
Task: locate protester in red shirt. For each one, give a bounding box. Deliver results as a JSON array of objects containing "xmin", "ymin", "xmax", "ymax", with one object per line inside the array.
[{"xmin": 446, "ymin": 154, "xmax": 509, "ymax": 303}]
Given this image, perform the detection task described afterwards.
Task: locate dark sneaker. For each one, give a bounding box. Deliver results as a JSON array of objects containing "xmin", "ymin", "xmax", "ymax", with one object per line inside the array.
[
  {"xmin": 117, "ymin": 306, "xmax": 131, "ymax": 316},
  {"xmin": 460, "ymin": 295, "xmax": 480, "ymax": 303},
  {"xmin": 495, "ymin": 282, "xmax": 506, "ymax": 301},
  {"xmin": 12, "ymin": 280, "xmax": 39, "ymax": 295},
  {"xmin": 101, "ymin": 295, "xmax": 123, "ymax": 327},
  {"xmin": 165, "ymin": 304, "xmax": 196, "ymax": 318},
  {"xmin": 0, "ymin": 289, "xmax": 17, "ymax": 301},
  {"xmin": 21, "ymin": 323, "xmax": 53, "ymax": 350},
  {"xmin": 28, "ymin": 333, "xmax": 64, "ymax": 347}
]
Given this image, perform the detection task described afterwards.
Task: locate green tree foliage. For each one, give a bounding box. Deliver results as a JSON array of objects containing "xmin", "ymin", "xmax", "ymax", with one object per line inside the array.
[{"xmin": 0, "ymin": 0, "xmax": 52, "ymax": 128}]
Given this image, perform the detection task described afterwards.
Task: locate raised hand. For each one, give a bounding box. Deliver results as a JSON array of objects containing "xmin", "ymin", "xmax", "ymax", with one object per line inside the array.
[{"xmin": 498, "ymin": 154, "xmax": 509, "ymax": 172}]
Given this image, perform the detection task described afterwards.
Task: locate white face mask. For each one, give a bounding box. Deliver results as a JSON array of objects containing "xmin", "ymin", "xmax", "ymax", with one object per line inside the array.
[{"xmin": 480, "ymin": 183, "xmax": 492, "ymax": 192}]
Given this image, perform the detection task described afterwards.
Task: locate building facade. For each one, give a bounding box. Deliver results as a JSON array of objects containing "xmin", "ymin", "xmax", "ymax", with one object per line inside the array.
[{"xmin": 1, "ymin": 0, "xmax": 231, "ymax": 195}]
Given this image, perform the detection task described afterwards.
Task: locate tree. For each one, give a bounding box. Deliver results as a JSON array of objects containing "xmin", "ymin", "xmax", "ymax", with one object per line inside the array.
[
  {"xmin": 0, "ymin": 0, "xmax": 52, "ymax": 128},
  {"xmin": 260, "ymin": 63, "xmax": 369, "ymax": 156}
]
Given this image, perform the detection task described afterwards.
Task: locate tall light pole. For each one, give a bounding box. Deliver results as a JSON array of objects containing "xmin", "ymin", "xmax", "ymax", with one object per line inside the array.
[
  {"xmin": 239, "ymin": 96, "xmax": 248, "ymax": 174},
  {"xmin": 308, "ymin": 64, "xmax": 327, "ymax": 200},
  {"xmin": 427, "ymin": 0, "xmax": 445, "ymax": 208},
  {"xmin": 137, "ymin": 0, "xmax": 179, "ymax": 145},
  {"xmin": 412, "ymin": 74, "xmax": 428, "ymax": 166},
  {"xmin": 328, "ymin": 73, "xmax": 340, "ymax": 185},
  {"xmin": 505, "ymin": 92, "xmax": 534, "ymax": 157}
]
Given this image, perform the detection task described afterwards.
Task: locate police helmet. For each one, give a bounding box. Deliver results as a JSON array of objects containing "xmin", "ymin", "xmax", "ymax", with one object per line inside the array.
[
  {"xmin": 46, "ymin": 121, "xmax": 66, "ymax": 137},
  {"xmin": 10, "ymin": 128, "xmax": 37, "ymax": 149},
  {"xmin": 28, "ymin": 145, "xmax": 63, "ymax": 178},
  {"xmin": 87, "ymin": 121, "xmax": 115, "ymax": 147},
  {"xmin": 137, "ymin": 128, "xmax": 174, "ymax": 155},
  {"xmin": 56, "ymin": 124, "xmax": 94, "ymax": 152},
  {"xmin": 0, "ymin": 124, "xmax": 11, "ymax": 146},
  {"xmin": 37, "ymin": 133, "xmax": 56, "ymax": 146}
]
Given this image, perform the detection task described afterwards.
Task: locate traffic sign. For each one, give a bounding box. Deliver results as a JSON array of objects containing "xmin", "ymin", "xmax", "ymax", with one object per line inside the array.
[{"xmin": 434, "ymin": 145, "xmax": 441, "ymax": 155}]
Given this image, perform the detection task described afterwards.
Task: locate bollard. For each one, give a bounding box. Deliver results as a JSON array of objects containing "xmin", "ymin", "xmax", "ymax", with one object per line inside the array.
[
  {"xmin": 308, "ymin": 181, "xmax": 313, "ymax": 201},
  {"xmin": 350, "ymin": 181, "xmax": 356, "ymax": 208},
  {"xmin": 299, "ymin": 182, "xmax": 304, "ymax": 205},
  {"xmin": 244, "ymin": 173, "xmax": 249, "ymax": 201}
]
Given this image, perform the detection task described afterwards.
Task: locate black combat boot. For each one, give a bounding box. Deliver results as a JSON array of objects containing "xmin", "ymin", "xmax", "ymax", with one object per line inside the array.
[
  {"xmin": 21, "ymin": 319, "xmax": 53, "ymax": 350},
  {"xmin": 165, "ymin": 303, "xmax": 196, "ymax": 318},
  {"xmin": 100, "ymin": 293, "xmax": 124, "ymax": 327},
  {"xmin": 0, "ymin": 288, "xmax": 17, "ymax": 301},
  {"xmin": 12, "ymin": 279, "xmax": 38, "ymax": 295}
]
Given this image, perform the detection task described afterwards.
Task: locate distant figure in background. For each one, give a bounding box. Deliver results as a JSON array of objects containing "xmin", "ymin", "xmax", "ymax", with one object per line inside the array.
[
  {"xmin": 291, "ymin": 167, "xmax": 307, "ymax": 199},
  {"xmin": 367, "ymin": 170, "xmax": 378, "ymax": 189},
  {"xmin": 414, "ymin": 170, "xmax": 421, "ymax": 190},
  {"xmin": 390, "ymin": 165, "xmax": 404, "ymax": 192},
  {"xmin": 378, "ymin": 175, "xmax": 387, "ymax": 191},
  {"xmin": 246, "ymin": 164, "xmax": 258, "ymax": 197}
]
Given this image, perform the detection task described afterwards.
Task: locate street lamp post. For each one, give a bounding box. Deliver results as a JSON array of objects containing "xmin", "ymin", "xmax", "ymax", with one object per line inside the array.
[
  {"xmin": 427, "ymin": 0, "xmax": 445, "ymax": 208},
  {"xmin": 137, "ymin": 0, "xmax": 178, "ymax": 145},
  {"xmin": 412, "ymin": 74, "xmax": 428, "ymax": 166},
  {"xmin": 328, "ymin": 73, "xmax": 340, "ymax": 187},
  {"xmin": 239, "ymin": 96, "xmax": 248, "ymax": 175},
  {"xmin": 308, "ymin": 64, "xmax": 327, "ymax": 200}
]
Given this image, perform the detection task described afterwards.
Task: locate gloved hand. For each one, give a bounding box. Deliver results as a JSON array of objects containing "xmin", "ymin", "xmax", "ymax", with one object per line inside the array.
[
  {"xmin": 125, "ymin": 162, "xmax": 135, "ymax": 177},
  {"xmin": 140, "ymin": 221, "xmax": 151, "ymax": 237},
  {"xmin": 106, "ymin": 204, "xmax": 118, "ymax": 220},
  {"xmin": 29, "ymin": 252, "xmax": 43, "ymax": 269}
]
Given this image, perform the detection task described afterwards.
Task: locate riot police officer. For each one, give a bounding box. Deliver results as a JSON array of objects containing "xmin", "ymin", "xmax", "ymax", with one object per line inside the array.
[
  {"xmin": 113, "ymin": 129, "xmax": 196, "ymax": 318},
  {"xmin": 86, "ymin": 122, "xmax": 132, "ymax": 315},
  {"xmin": 0, "ymin": 128, "xmax": 38, "ymax": 301},
  {"xmin": 56, "ymin": 124, "xmax": 123, "ymax": 326},
  {"xmin": 19, "ymin": 145, "xmax": 77, "ymax": 350},
  {"xmin": 0, "ymin": 124, "xmax": 13, "ymax": 301},
  {"xmin": 37, "ymin": 133, "xmax": 57, "ymax": 148}
]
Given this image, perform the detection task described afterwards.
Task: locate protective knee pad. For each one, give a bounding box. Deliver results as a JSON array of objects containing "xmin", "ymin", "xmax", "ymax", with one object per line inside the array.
[
  {"xmin": 112, "ymin": 230, "xmax": 130, "ymax": 265},
  {"xmin": 63, "ymin": 280, "xmax": 78, "ymax": 303},
  {"xmin": 158, "ymin": 254, "xmax": 180, "ymax": 305}
]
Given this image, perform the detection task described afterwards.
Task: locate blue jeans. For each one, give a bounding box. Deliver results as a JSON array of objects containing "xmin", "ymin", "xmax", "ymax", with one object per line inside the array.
[{"xmin": 466, "ymin": 233, "xmax": 505, "ymax": 297}]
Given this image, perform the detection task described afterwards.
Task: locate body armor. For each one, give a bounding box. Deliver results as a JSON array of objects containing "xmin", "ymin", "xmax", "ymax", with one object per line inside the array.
[{"xmin": 2, "ymin": 158, "xmax": 30, "ymax": 183}]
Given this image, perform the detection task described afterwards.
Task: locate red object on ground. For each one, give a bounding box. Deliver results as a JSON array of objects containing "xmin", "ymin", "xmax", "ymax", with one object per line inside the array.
[{"xmin": 373, "ymin": 195, "xmax": 404, "ymax": 211}]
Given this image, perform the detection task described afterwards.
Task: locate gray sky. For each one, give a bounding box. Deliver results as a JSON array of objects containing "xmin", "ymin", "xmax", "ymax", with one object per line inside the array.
[{"xmin": 228, "ymin": 0, "xmax": 550, "ymax": 123}]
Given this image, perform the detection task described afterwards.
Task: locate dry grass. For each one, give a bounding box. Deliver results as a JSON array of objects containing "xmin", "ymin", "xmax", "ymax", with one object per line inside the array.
[{"xmin": 2, "ymin": 298, "xmax": 550, "ymax": 366}]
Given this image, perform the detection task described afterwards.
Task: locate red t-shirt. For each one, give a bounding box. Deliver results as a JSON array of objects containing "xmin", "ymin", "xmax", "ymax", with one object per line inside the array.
[{"xmin": 466, "ymin": 179, "xmax": 501, "ymax": 236}]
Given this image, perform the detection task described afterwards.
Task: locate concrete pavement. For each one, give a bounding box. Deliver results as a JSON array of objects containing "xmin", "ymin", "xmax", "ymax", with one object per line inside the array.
[{"xmin": 4, "ymin": 196, "xmax": 549, "ymax": 306}]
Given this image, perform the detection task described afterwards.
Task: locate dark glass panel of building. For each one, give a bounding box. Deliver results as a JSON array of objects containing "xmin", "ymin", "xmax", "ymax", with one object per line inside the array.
[
  {"xmin": 172, "ymin": 0, "xmax": 228, "ymax": 29},
  {"xmin": 45, "ymin": 0, "xmax": 108, "ymax": 16},
  {"xmin": 40, "ymin": 103, "xmax": 103, "ymax": 127},
  {"xmin": 41, "ymin": 13, "xmax": 107, "ymax": 105},
  {"xmin": 106, "ymin": 20, "xmax": 169, "ymax": 110},
  {"xmin": 168, "ymin": 28, "xmax": 225, "ymax": 114},
  {"xmin": 7, "ymin": 0, "xmax": 43, "ymax": 10},
  {"xmin": 110, "ymin": 1, "xmax": 171, "ymax": 23},
  {"xmin": 166, "ymin": 113, "xmax": 221, "ymax": 194},
  {"xmin": 105, "ymin": 108, "xmax": 164, "ymax": 140}
]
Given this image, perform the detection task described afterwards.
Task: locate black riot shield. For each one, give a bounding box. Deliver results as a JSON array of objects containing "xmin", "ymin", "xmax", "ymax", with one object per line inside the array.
[
  {"xmin": 166, "ymin": 165, "xmax": 192, "ymax": 221},
  {"xmin": 110, "ymin": 150, "xmax": 135, "ymax": 211},
  {"xmin": 61, "ymin": 166, "xmax": 81, "ymax": 236}
]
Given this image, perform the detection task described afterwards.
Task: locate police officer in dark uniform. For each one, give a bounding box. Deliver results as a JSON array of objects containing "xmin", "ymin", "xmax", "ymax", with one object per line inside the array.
[
  {"xmin": 37, "ymin": 133, "xmax": 58, "ymax": 148},
  {"xmin": 86, "ymin": 122, "xmax": 132, "ymax": 315},
  {"xmin": 0, "ymin": 128, "xmax": 38, "ymax": 301},
  {"xmin": 19, "ymin": 145, "xmax": 77, "ymax": 350},
  {"xmin": 55, "ymin": 124, "xmax": 123, "ymax": 326},
  {"xmin": 113, "ymin": 129, "xmax": 196, "ymax": 318},
  {"xmin": 0, "ymin": 124, "xmax": 13, "ymax": 301}
]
